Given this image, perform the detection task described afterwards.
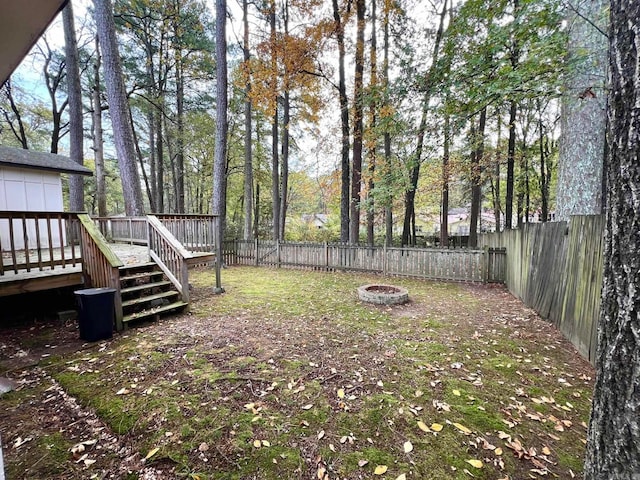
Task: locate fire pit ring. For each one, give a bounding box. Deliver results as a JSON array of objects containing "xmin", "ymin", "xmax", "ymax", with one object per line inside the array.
[{"xmin": 357, "ymin": 284, "xmax": 409, "ymax": 305}]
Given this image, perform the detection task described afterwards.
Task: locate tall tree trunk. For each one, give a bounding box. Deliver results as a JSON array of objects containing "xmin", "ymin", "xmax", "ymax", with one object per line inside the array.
[
  {"xmin": 366, "ymin": 0, "xmax": 378, "ymax": 247},
  {"xmin": 174, "ymin": 4, "xmax": 185, "ymax": 213},
  {"xmin": 147, "ymin": 109, "xmax": 157, "ymax": 212},
  {"xmin": 92, "ymin": 36, "xmax": 107, "ymax": 217},
  {"xmin": 505, "ymin": 0, "xmax": 519, "ymax": 229},
  {"xmin": 213, "ymin": 0, "xmax": 228, "ymax": 242},
  {"xmin": 505, "ymin": 100, "xmax": 517, "ymax": 229},
  {"xmin": 242, "ymin": 0, "xmax": 254, "ymax": 241},
  {"xmin": 556, "ymin": 0, "xmax": 607, "ymax": 221},
  {"xmin": 279, "ymin": 2, "xmax": 290, "ymax": 241},
  {"xmin": 440, "ymin": 110, "xmax": 450, "ymax": 247},
  {"xmin": 585, "ymin": 1, "xmax": 640, "ymax": 476},
  {"xmin": 156, "ymin": 101, "xmax": 165, "ymax": 212},
  {"xmin": 383, "ymin": 0, "xmax": 392, "ymax": 247},
  {"xmin": 349, "ymin": 0, "xmax": 366, "ymax": 244},
  {"xmin": 93, "ymin": 0, "xmax": 145, "ymax": 215},
  {"xmin": 492, "ymin": 108, "xmax": 502, "ymax": 231},
  {"xmin": 401, "ymin": 0, "xmax": 448, "ymax": 245},
  {"xmin": 63, "ymin": 1, "xmax": 84, "ymax": 212},
  {"xmin": 269, "ymin": 0, "xmax": 280, "ymax": 241},
  {"xmin": 280, "ymin": 89, "xmax": 290, "ymax": 240},
  {"xmin": 469, "ymin": 106, "xmax": 487, "ymax": 248},
  {"xmin": 332, "ymin": 0, "xmax": 350, "ymax": 243}
]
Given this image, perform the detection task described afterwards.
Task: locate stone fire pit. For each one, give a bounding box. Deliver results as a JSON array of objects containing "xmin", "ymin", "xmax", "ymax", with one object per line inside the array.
[{"xmin": 357, "ymin": 284, "xmax": 409, "ymax": 305}]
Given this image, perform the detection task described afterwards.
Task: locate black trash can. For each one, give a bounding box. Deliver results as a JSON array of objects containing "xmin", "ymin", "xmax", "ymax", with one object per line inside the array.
[{"xmin": 74, "ymin": 288, "xmax": 116, "ymax": 342}]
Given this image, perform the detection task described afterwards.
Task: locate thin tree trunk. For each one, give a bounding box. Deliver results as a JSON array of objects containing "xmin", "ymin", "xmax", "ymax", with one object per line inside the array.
[
  {"xmin": 469, "ymin": 106, "xmax": 487, "ymax": 247},
  {"xmin": 63, "ymin": 1, "xmax": 84, "ymax": 212},
  {"xmin": 280, "ymin": 88, "xmax": 290, "ymax": 240},
  {"xmin": 383, "ymin": 0, "xmax": 392, "ymax": 246},
  {"xmin": 242, "ymin": 0, "xmax": 254, "ymax": 240},
  {"xmin": 401, "ymin": 0, "xmax": 448, "ymax": 245},
  {"xmin": 505, "ymin": 100, "xmax": 517, "ymax": 229},
  {"xmin": 156, "ymin": 101, "xmax": 165, "ymax": 212},
  {"xmin": 440, "ymin": 110, "xmax": 450, "ymax": 247},
  {"xmin": 332, "ymin": 0, "xmax": 350, "ymax": 243},
  {"xmin": 493, "ymin": 109, "xmax": 502, "ymax": 230},
  {"xmin": 585, "ymin": 1, "xmax": 640, "ymax": 475},
  {"xmin": 366, "ymin": 0, "xmax": 378, "ymax": 247},
  {"xmin": 2, "ymin": 80, "xmax": 29, "ymax": 149},
  {"xmin": 269, "ymin": 0, "xmax": 280, "ymax": 241},
  {"xmin": 92, "ymin": 36, "xmax": 107, "ymax": 217},
  {"xmin": 349, "ymin": 0, "xmax": 366, "ymax": 244},
  {"xmin": 213, "ymin": 0, "xmax": 228, "ymax": 245},
  {"xmin": 174, "ymin": 5, "xmax": 185, "ymax": 213},
  {"xmin": 93, "ymin": 0, "xmax": 145, "ymax": 215}
]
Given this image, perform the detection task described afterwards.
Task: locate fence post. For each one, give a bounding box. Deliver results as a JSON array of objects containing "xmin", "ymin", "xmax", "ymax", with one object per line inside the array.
[
  {"xmin": 255, "ymin": 237, "xmax": 259, "ymax": 266},
  {"xmin": 383, "ymin": 244, "xmax": 388, "ymax": 276},
  {"xmin": 482, "ymin": 245, "xmax": 489, "ymax": 283},
  {"xmin": 324, "ymin": 242, "xmax": 329, "ymax": 271},
  {"xmin": 277, "ymin": 241, "xmax": 281, "ymax": 268}
]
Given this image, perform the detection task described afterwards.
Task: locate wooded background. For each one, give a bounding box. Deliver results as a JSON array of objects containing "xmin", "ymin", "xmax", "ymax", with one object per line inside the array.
[{"xmin": 0, "ymin": 0, "xmax": 606, "ymax": 246}]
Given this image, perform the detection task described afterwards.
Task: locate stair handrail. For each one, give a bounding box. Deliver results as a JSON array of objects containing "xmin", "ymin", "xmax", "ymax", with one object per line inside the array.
[
  {"xmin": 76, "ymin": 214, "xmax": 124, "ymax": 330},
  {"xmin": 146, "ymin": 215, "xmax": 191, "ymax": 306}
]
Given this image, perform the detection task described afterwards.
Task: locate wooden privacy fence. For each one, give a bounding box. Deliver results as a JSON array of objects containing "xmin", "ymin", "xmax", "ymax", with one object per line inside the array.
[
  {"xmin": 479, "ymin": 215, "xmax": 605, "ymax": 363},
  {"xmin": 222, "ymin": 240, "xmax": 506, "ymax": 283}
]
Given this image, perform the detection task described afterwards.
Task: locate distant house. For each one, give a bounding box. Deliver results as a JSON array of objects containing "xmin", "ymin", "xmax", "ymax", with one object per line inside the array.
[
  {"xmin": 301, "ymin": 213, "xmax": 330, "ymax": 230},
  {"xmin": 0, "ymin": 145, "xmax": 92, "ymax": 250}
]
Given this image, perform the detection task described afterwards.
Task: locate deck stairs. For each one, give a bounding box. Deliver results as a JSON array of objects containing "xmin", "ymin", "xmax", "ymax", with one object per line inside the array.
[{"xmin": 119, "ymin": 261, "xmax": 188, "ymax": 324}]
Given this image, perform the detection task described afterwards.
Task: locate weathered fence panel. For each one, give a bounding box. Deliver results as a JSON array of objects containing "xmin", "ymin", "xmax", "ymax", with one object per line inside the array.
[
  {"xmin": 222, "ymin": 240, "xmax": 505, "ymax": 283},
  {"xmin": 480, "ymin": 215, "xmax": 604, "ymax": 363}
]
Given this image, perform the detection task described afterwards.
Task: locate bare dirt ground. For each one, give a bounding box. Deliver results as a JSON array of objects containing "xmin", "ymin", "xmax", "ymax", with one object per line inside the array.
[{"xmin": 0, "ymin": 268, "xmax": 595, "ymax": 480}]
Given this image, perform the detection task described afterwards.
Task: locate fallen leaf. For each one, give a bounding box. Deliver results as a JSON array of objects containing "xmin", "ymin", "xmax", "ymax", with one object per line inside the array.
[
  {"xmin": 403, "ymin": 441, "xmax": 413, "ymax": 453},
  {"xmin": 301, "ymin": 404, "xmax": 314, "ymax": 410},
  {"xmin": 495, "ymin": 447, "xmax": 503, "ymax": 456},
  {"xmin": 358, "ymin": 459, "xmax": 369, "ymax": 467},
  {"xmin": 453, "ymin": 389, "xmax": 461, "ymax": 396},
  {"xmin": 466, "ymin": 459, "xmax": 483, "ymax": 469},
  {"xmin": 317, "ymin": 430, "xmax": 325, "ymax": 440},
  {"xmin": 542, "ymin": 446, "xmax": 551, "ymax": 456},
  {"xmin": 431, "ymin": 423, "xmax": 444, "ymax": 432},
  {"xmin": 144, "ymin": 447, "xmax": 159, "ymax": 460},
  {"xmin": 338, "ymin": 388, "xmax": 345, "ymax": 399},
  {"xmin": 262, "ymin": 440, "xmax": 271, "ymax": 447},
  {"xmin": 417, "ymin": 421, "xmax": 430, "ymax": 432},
  {"xmin": 396, "ymin": 474, "xmax": 407, "ymax": 480},
  {"xmin": 453, "ymin": 422, "xmax": 472, "ymax": 435},
  {"xmin": 116, "ymin": 388, "xmax": 130, "ymax": 395},
  {"xmin": 253, "ymin": 440, "xmax": 262, "ymax": 448},
  {"xmin": 374, "ymin": 465, "xmax": 388, "ymax": 475}
]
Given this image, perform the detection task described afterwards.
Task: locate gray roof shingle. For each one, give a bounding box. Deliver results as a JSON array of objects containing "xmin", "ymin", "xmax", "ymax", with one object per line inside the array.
[{"xmin": 0, "ymin": 145, "xmax": 93, "ymax": 176}]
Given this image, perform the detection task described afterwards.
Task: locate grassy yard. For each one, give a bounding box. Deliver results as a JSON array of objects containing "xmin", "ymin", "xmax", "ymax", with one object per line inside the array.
[{"xmin": 0, "ymin": 266, "xmax": 594, "ymax": 479}]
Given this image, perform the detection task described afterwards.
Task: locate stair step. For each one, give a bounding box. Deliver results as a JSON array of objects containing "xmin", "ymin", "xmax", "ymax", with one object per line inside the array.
[
  {"xmin": 121, "ymin": 280, "xmax": 171, "ymax": 294},
  {"xmin": 120, "ymin": 270, "xmax": 164, "ymax": 282},
  {"xmin": 119, "ymin": 262, "xmax": 157, "ymax": 273},
  {"xmin": 122, "ymin": 290, "xmax": 179, "ymax": 308},
  {"xmin": 123, "ymin": 301, "xmax": 188, "ymax": 323}
]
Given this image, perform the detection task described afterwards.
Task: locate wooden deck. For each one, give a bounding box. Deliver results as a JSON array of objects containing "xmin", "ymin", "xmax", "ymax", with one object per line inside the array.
[{"xmin": 0, "ymin": 243, "xmax": 150, "ymax": 297}]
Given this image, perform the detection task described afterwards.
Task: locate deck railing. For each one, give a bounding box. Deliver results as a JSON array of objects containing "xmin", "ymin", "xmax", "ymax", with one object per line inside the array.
[
  {"xmin": 94, "ymin": 214, "xmax": 216, "ymax": 253},
  {"xmin": 94, "ymin": 216, "xmax": 148, "ymax": 245},
  {"xmin": 0, "ymin": 210, "xmax": 81, "ymax": 275},
  {"xmin": 77, "ymin": 214, "xmax": 124, "ymax": 329},
  {"xmin": 147, "ymin": 215, "xmax": 191, "ymax": 306}
]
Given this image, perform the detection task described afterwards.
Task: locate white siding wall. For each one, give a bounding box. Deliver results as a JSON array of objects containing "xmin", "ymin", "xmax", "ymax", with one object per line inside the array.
[{"xmin": 0, "ymin": 166, "xmax": 64, "ymax": 250}]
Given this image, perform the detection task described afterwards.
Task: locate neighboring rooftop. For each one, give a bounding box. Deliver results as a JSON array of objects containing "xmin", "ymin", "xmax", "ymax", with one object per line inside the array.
[{"xmin": 0, "ymin": 145, "xmax": 92, "ymax": 176}]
